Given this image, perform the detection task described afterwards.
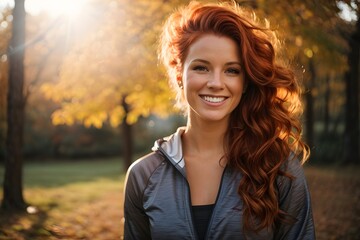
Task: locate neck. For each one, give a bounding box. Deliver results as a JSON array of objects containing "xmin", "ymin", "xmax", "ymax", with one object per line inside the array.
[{"xmin": 182, "ymin": 116, "xmax": 229, "ymax": 158}]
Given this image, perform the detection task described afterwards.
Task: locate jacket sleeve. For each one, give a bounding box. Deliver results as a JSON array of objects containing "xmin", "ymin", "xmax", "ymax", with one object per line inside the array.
[
  {"xmin": 274, "ymin": 158, "xmax": 316, "ymax": 240},
  {"xmin": 123, "ymin": 161, "xmax": 151, "ymax": 240}
]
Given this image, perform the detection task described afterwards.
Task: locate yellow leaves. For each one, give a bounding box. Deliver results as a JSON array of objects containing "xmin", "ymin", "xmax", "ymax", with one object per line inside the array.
[
  {"xmin": 52, "ymin": 103, "xmax": 111, "ymax": 129},
  {"xmin": 295, "ymin": 36, "xmax": 303, "ymax": 47},
  {"xmin": 84, "ymin": 112, "xmax": 107, "ymax": 128},
  {"xmin": 109, "ymin": 106, "xmax": 125, "ymax": 127},
  {"xmin": 52, "ymin": 109, "xmax": 75, "ymax": 126},
  {"xmin": 304, "ymin": 48, "xmax": 314, "ymax": 58},
  {"xmin": 38, "ymin": 0, "xmax": 183, "ymax": 129},
  {"xmin": 300, "ymin": 9, "xmax": 313, "ymax": 21},
  {"xmin": 41, "ymin": 83, "xmax": 59, "ymax": 102},
  {"xmin": 126, "ymin": 112, "xmax": 140, "ymax": 125}
]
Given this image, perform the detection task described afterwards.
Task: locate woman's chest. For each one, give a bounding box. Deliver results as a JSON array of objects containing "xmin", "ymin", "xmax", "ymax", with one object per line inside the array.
[{"xmin": 142, "ymin": 166, "xmax": 251, "ymax": 239}]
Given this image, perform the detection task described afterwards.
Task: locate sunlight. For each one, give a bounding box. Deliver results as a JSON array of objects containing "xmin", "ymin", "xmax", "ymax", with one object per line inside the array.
[
  {"xmin": 25, "ymin": 0, "xmax": 87, "ymax": 18},
  {"xmin": 0, "ymin": 0, "xmax": 14, "ymax": 10},
  {"xmin": 337, "ymin": 1, "xmax": 358, "ymax": 22},
  {"xmin": 26, "ymin": 205, "xmax": 38, "ymax": 214}
]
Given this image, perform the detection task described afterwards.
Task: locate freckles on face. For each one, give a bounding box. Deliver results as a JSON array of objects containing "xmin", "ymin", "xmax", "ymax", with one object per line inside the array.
[{"xmin": 181, "ymin": 34, "xmax": 245, "ymax": 122}]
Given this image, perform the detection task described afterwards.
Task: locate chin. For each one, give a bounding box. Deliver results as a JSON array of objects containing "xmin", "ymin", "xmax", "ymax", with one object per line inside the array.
[{"xmin": 198, "ymin": 113, "xmax": 230, "ymax": 123}]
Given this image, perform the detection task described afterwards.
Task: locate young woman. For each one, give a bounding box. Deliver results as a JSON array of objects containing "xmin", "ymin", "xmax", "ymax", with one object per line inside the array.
[{"xmin": 124, "ymin": 1, "xmax": 315, "ymax": 239}]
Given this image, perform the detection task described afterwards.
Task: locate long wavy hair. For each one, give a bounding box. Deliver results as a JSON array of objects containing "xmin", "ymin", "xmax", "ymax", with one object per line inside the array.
[{"xmin": 159, "ymin": 1, "xmax": 309, "ymax": 233}]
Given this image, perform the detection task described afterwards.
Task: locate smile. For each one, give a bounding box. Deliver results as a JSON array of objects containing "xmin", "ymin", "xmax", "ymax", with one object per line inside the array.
[{"xmin": 201, "ymin": 95, "xmax": 227, "ymax": 103}]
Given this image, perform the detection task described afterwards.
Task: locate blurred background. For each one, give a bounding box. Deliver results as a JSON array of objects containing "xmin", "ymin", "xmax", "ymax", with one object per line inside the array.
[{"xmin": 0, "ymin": 0, "xmax": 359, "ymax": 239}]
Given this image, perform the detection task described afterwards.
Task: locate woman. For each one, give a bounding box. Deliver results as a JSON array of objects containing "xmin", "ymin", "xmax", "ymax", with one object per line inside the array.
[{"xmin": 124, "ymin": 1, "xmax": 315, "ymax": 239}]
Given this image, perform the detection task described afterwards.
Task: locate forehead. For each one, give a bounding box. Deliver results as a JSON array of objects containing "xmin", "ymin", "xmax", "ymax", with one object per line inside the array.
[{"xmin": 185, "ymin": 34, "xmax": 241, "ymax": 63}]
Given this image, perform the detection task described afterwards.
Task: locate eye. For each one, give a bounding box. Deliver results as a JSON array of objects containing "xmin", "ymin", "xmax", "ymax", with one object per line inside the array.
[
  {"xmin": 226, "ymin": 68, "xmax": 241, "ymax": 75},
  {"xmin": 193, "ymin": 65, "xmax": 209, "ymax": 72}
]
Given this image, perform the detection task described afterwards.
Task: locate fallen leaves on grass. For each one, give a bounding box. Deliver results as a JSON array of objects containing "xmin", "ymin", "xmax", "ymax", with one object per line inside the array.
[
  {"xmin": 305, "ymin": 165, "xmax": 360, "ymax": 240},
  {"xmin": 1, "ymin": 166, "xmax": 359, "ymax": 239},
  {"xmin": 0, "ymin": 179, "xmax": 124, "ymax": 240}
]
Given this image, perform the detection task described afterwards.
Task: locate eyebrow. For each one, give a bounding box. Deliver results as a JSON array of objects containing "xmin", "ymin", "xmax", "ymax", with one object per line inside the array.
[
  {"xmin": 191, "ymin": 59, "xmax": 241, "ymax": 66},
  {"xmin": 191, "ymin": 59, "xmax": 209, "ymax": 64}
]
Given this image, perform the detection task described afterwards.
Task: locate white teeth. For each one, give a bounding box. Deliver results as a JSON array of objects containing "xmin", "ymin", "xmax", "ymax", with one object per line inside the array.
[{"xmin": 203, "ymin": 96, "xmax": 226, "ymax": 103}]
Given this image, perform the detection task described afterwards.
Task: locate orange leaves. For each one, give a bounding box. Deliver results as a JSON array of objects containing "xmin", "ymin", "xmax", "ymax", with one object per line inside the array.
[{"xmin": 38, "ymin": 0, "xmax": 179, "ymax": 129}]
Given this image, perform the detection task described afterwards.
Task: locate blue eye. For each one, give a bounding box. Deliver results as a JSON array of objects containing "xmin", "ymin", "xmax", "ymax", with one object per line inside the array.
[
  {"xmin": 193, "ymin": 65, "xmax": 208, "ymax": 72},
  {"xmin": 226, "ymin": 68, "xmax": 241, "ymax": 75}
]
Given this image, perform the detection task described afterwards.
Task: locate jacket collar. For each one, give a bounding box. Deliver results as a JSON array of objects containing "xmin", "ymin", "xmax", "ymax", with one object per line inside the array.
[{"xmin": 152, "ymin": 127, "xmax": 186, "ymax": 169}]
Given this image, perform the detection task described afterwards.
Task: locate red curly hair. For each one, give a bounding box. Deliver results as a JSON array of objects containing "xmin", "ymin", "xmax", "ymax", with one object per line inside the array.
[{"xmin": 159, "ymin": 1, "xmax": 309, "ymax": 233}]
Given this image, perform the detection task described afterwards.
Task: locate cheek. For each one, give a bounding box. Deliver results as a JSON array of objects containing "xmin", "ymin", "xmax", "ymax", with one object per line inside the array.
[
  {"xmin": 184, "ymin": 73, "xmax": 205, "ymax": 91},
  {"xmin": 230, "ymin": 79, "xmax": 245, "ymax": 95},
  {"xmin": 230, "ymin": 80, "xmax": 245, "ymax": 106}
]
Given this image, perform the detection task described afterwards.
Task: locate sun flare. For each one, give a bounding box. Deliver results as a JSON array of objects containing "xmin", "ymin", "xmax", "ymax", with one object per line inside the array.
[{"xmin": 25, "ymin": 0, "xmax": 87, "ymax": 18}]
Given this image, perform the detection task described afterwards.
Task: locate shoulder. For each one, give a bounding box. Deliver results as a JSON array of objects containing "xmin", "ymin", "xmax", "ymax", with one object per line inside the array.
[
  {"xmin": 283, "ymin": 156, "xmax": 306, "ymax": 180},
  {"xmin": 278, "ymin": 155, "xmax": 306, "ymax": 181},
  {"xmin": 275, "ymin": 157, "xmax": 315, "ymax": 239},
  {"xmin": 125, "ymin": 152, "xmax": 165, "ymax": 191},
  {"xmin": 127, "ymin": 151, "xmax": 165, "ymax": 178},
  {"xmin": 277, "ymin": 156, "xmax": 309, "ymax": 203}
]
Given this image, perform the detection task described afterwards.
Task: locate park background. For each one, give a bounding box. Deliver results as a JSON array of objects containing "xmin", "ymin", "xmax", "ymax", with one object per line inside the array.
[{"xmin": 0, "ymin": 0, "xmax": 359, "ymax": 239}]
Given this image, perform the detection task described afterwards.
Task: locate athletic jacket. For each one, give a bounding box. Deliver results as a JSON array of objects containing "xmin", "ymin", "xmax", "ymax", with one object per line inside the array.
[{"xmin": 124, "ymin": 127, "xmax": 315, "ymax": 240}]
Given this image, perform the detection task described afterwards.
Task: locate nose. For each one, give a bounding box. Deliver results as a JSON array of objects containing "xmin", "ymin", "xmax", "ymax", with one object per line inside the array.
[{"xmin": 207, "ymin": 71, "xmax": 224, "ymax": 89}]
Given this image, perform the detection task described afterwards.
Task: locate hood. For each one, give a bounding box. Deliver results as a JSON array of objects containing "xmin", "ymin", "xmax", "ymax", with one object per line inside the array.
[{"xmin": 152, "ymin": 127, "xmax": 186, "ymax": 169}]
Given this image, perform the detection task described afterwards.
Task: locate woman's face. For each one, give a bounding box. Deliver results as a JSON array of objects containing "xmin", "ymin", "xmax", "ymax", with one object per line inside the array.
[{"xmin": 182, "ymin": 34, "xmax": 245, "ymax": 124}]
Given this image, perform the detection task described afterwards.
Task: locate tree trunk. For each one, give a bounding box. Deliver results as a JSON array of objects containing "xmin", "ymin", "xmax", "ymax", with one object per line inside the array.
[
  {"xmin": 305, "ymin": 58, "xmax": 315, "ymax": 150},
  {"xmin": 324, "ymin": 74, "xmax": 330, "ymax": 134},
  {"xmin": 1, "ymin": 0, "xmax": 27, "ymax": 211},
  {"xmin": 122, "ymin": 96, "xmax": 133, "ymax": 171},
  {"xmin": 343, "ymin": 17, "xmax": 360, "ymax": 165}
]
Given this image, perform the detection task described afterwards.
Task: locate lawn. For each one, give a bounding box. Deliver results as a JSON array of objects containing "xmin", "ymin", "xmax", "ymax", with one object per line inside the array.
[
  {"xmin": 0, "ymin": 158, "xmax": 125, "ymax": 240},
  {"xmin": 0, "ymin": 159, "xmax": 359, "ymax": 240},
  {"xmin": 305, "ymin": 165, "xmax": 360, "ymax": 240}
]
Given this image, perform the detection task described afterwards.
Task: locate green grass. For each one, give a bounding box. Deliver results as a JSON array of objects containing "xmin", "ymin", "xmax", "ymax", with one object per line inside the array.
[
  {"xmin": 0, "ymin": 158, "xmax": 124, "ymax": 188},
  {"xmin": 0, "ymin": 160, "xmax": 359, "ymax": 240},
  {"xmin": 0, "ymin": 158, "xmax": 125, "ymax": 211},
  {"xmin": 0, "ymin": 158, "xmax": 125, "ymax": 240}
]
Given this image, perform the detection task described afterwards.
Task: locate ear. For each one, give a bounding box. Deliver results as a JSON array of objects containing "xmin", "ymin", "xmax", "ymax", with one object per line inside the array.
[
  {"xmin": 177, "ymin": 75, "xmax": 183, "ymax": 89},
  {"xmin": 175, "ymin": 62, "xmax": 184, "ymax": 89}
]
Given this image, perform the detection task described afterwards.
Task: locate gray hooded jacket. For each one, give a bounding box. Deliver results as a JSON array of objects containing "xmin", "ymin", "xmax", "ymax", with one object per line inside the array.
[{"xmin": 124, "ymin": 127, "xmax": 315, "ymax": 240}]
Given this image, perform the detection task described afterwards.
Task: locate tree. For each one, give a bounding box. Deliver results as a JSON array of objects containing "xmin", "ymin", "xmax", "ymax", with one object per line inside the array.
[
  {"xmin": 305, "ymin": 58, "xmax": 316, "ymax": 149},
  {"xmin": 1, "ymin": 0, "xmax": 74, "ymax": 211},
  {"xmin": 2, "ymin": 0, "xmax": 27, "ymax": 211},
  {"xmin": 41, "ymin": 0, "xmax": 182, "ymax": 170},
  {"xmin": 250, "ymin": 0, "xmax": 348, "ymax": 156},
  {"xmin": 0, "ymin": 8, "xmax": 12, "ymax": 161},
  {"xmin": 41, "ymin": 0, "xmax": 352, "ymax": 166},
  {"xmin": 343, "ymin": 1, "xmax": 360, "ymax": 164}
]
